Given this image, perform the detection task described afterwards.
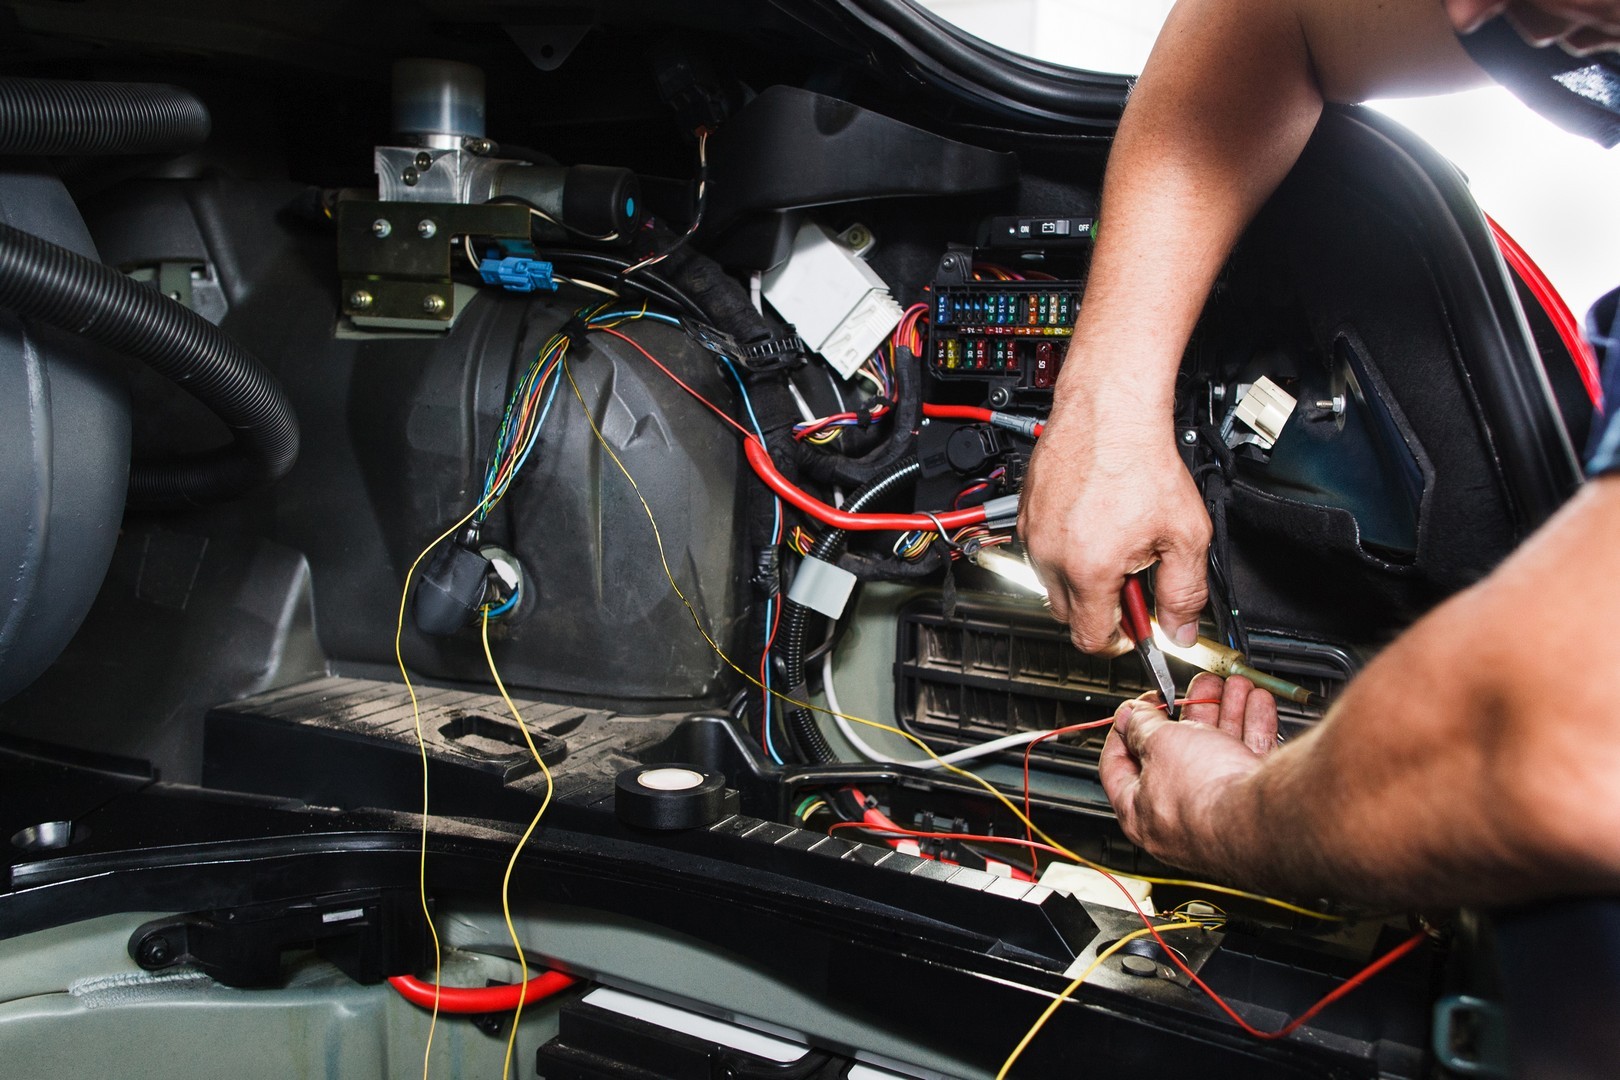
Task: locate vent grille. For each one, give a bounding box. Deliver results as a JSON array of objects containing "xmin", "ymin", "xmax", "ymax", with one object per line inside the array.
[{"xmin": 894, "ymin": 599, "xmax": 1351, "ymax": 772}]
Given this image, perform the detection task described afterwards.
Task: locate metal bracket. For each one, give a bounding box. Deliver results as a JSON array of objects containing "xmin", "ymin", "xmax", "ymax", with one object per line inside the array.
[
  {"xmin": 127, "ymin": 887, "xmax": 426, "ymax": 988},
  {"xmin": 336, "ymin": 199, "xmax": 530, "ymax": 329}
]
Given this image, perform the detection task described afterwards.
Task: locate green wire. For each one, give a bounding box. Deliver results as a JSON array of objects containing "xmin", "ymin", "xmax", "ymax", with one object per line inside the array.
[{"xmin": 792, "ymin": 795, "xmax": 825, "ymax": 821}]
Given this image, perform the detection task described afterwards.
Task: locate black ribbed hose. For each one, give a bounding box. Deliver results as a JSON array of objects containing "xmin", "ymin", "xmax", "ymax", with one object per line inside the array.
[
  {"xmin": 0, "ymin": 78, "xmax": 210, "ymax": 156},
  {"xmin": 780, "ymin": 458, "xmax": 923, "ymax": 764},
  {"xmin": 0, "ymin": 222, "xmax": 299, "ymax": 507}
]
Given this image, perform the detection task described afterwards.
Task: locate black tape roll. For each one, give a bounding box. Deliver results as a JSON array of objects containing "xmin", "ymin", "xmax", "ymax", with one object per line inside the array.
[{"xmin": 615, "ymin": 763, "xmax": 732, "ymax": 830}]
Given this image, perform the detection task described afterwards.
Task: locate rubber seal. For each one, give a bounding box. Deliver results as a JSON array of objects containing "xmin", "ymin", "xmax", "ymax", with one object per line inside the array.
[{"xmin": 615, "ymin": 763, "xmax": 732, "ymax": 830}]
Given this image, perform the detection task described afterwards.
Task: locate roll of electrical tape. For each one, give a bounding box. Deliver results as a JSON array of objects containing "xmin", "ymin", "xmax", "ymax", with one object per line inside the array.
[{"xmin": 615, "ymin": 764, "xmax": 731, "ymax": 830}]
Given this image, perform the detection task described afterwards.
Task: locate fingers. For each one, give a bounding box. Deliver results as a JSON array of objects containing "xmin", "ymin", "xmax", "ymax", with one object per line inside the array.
[
  {"xmin": 1098, "ymin": 703, "xmax": 1142, "ymax": 816},
  {"xmin": 1181, "ymin": 672, "xmax": 1225, "ymax": 726},
  {"xmin": 1217, "ymin": 674, "xmax": 1252, "ymax": 740},
  {"xmin": 1444, "ymin": 0, "xmax": 1510, "ymax": 32},
  {"xmin": 1153, "ymin": 536, "xmax": 1210, "ymax": 649},
  {"xmin": 1116, "ymin": 699, "xmax": 1171, "ymax": 762},
  {"xmin": 1069, "ymin": 572, "xmax": 1129, "ymax": 656},
  {"xmin": 1242, "ymin": 684, "xmax": 1280, "ymax": 757}
]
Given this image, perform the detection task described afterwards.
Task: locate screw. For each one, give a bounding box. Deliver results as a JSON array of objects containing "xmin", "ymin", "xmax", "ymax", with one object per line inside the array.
[
  {"xmin": 417, "ymin": 219, "xmax": 438, "ymax": 239},
  {"xmin": 1314, "ymin": 395, "xmax": 1346, "ymax": 415},
  {"xmin": 988, "ymin": 386, "xmax": 1012, "ymax": 408},
  {"xmin": 371, "ymin": 218, "xmax": 392, "ymax": 238},
  {"xmin": 349, "ymin": 290, "xmax": 374, "ymax": 310},
  {"xmin": 422, "ymin": 294, "xmax": 446, "ymax": 315},
  {"xmin": 137, "ymin": 936, "xmax": 172, "ymax": 967},
  {"xmin": 414, "ymin": 151, "xmax": 432, "ymax": 169},
  {"xmin": 464, "ymin": 137, "xmax": 493, "ymax": 155},
  {"xmin": 1181, "ymin": 429, "xmax": 1199, "ymax": 445},
  {"xmin": 402, "ymin": 167, "xmax": 419, "ymax": 187}
]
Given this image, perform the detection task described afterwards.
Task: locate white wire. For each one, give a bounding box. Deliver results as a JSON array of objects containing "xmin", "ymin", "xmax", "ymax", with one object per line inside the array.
[
  {"xmin": 821, "ymin": 650, "xmax": 1053, "ymax": 770},
  {"xmin": 555, "ymin": 274, "xmax": 619, "ymax": 299},
  {"xmin": 785, "ymin": 378, "xmax": 818, "ymax": 423}
]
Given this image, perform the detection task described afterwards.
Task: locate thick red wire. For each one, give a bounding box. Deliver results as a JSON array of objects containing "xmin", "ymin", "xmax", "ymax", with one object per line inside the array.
[{"xmin": 388, "ymin": 971, "xmax": 577, "ymax": 1013}]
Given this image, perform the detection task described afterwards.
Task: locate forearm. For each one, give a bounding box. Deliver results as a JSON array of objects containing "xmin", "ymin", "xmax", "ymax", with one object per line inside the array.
[
  {"xmin": 1052, "ymin": 0, "xmax": 1487, "ymax": 420},
  {"xmin": 1054, "ymin": 0, "xmax": 1323, "ymax": 418},
  {"xmin": 1205, "ymin": 481, "xmax": 1620, "ymax": 908}
]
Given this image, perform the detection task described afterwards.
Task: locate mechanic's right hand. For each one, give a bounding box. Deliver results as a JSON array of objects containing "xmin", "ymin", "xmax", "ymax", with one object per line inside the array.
[{"xmin": 1018, "ymin": 388, "xmax": 1212, "ymax": 655}]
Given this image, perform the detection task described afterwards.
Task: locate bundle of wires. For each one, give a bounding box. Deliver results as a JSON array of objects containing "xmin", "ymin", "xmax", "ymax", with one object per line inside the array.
[{"xmin": 791, "ymin": 302, "xmax": 927, "ymax": 443}]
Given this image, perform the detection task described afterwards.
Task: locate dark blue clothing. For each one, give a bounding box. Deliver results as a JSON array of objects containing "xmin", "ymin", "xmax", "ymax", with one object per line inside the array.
[
  {"xmin": 1585, "ymin": 287, "xmax": 1620, "ymax": 477},
  {"xmin": 1458, "ymin": 19, "xmax": 1620, "ymax": 148}
]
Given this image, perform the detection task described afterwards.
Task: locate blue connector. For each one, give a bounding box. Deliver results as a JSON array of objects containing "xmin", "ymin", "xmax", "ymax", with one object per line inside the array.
[{"xmin": 478, "ymin": 256, "xmax": 559, "ymax": 294}]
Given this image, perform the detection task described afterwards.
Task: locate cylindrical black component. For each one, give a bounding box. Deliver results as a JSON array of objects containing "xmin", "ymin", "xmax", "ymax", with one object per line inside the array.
[
  {"xmin": 0, "ymin": 78, "xmax": 210, "ymax": 156},
  {"xmin": 0, "ymin": 221, "xmax": 300, "ymax": 506},
  {"xmin": 615, "ymin": 764, "xmax": 732, "ymax": 830},
  {"xmin": 562, "ymin": 164, "xmax": 642, "ymax": 238},
  {"xmin": 392, "ymin": 59, "xmax": 485, "ymax": 141},
  {"xmin": 781, "ymin": 458, "xmax": 922, "ymax": 764},
  {"xmin": 492, "ymin": 164, "xmax": 643, "ymax": 241},
  {"xmin": 412, "ymin": 542, "xmax": 492, "ymax": 636}
]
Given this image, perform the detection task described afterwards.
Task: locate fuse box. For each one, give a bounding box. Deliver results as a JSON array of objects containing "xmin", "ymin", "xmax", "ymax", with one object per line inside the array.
[{"xmin": 927, "ymin": 282, "xmax": 1083, "ymax": 390}]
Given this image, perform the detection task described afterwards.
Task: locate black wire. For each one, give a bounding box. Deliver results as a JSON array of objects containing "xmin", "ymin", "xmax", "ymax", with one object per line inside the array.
[
  {"xmin": 542, "ymin": 249, "xmax": 707, "ymax": 320},
  {"xmin": 484, "ymin": 194, "xmax": 623, "ymax": 242}
]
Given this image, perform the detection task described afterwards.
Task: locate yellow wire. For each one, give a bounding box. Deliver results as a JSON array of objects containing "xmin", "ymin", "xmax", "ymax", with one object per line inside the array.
[
  {"xmin": 560, "ymin": 356, "xmax": 1341, "ymax": 924},
  {"xmin": 394, "ymin": 502, "xmax": 486, "ymax": 1080},
  {"xmin": 996, "ymin": 922, "xmax": 1206, "ymax": 1078},
  {"xmin": 482, "ymin": 611, "xmax": 556, "ymax": 1080}
]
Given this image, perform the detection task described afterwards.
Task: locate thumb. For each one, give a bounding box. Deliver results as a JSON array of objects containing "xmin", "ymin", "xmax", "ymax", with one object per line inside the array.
[
  {"xmin": 1154, "ymin": 541, "xmax": 1208, "ymax": 648},
  {"xmin": 1116, "ymin": 700, "xmax": 1170, "ymax": 761}
]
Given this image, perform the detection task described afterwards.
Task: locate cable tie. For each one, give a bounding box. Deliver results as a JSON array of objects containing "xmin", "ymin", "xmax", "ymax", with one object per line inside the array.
[{"xmin": 559, "ymin": 315, "xmax": 591, "ymax": 351}]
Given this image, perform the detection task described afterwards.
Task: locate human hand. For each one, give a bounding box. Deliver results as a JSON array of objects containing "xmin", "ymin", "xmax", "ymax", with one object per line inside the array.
[
  {"xmin": 1017, "ymin": 386, "xmax": 1211, "ymax": 654},
  {"xmin": 1099, "ymin": 672, "xmax": 1278, "ymax": 871},
  {"xmin": 1444, "ymin": 0, "xmax": 1620, "ymax": 54}
]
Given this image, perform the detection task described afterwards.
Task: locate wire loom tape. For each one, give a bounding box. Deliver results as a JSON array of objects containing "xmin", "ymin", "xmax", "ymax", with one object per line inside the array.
[{"xmin": 615, "ymin": 764, "xmax": 735, "ymax": 830}]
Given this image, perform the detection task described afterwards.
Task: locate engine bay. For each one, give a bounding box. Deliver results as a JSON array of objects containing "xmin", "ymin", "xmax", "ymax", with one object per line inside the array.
[{"xmin": 0, "ymin": 3, "xmax": 1595, "ymax": 1077}]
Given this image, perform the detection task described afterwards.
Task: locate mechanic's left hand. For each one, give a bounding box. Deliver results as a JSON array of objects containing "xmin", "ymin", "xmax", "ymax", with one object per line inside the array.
[{"xmin": 1099, "ymin": 672, "xmax": 1279, "ymax": 871}]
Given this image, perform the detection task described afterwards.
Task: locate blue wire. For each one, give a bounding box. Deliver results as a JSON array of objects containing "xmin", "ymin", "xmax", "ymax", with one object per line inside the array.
[
  {"xmin": 720, "ymin": 356, "xmax": 785, "ymax": 766},
  {"xmin": 484, "ymin": 583, "xmax": 521, "ymax": 619}
]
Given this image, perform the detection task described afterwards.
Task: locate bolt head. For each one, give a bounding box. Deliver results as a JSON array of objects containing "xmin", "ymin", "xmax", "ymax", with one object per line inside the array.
[
  {"xmin": 371, "ymin": 218, "xmax": 392, "ymax": 238},
  {"xmin": 402, "ymin": 167, "xmax": 419, "ymax": 187},
  {"xmin": 988, "ymin": 386, "xmax": 1012, "ymax": 408},
  {"xmin": 1181, "ymin": 428, "xmax": 1199, "ymax": 445},
  {"xmin": 417, "ymin": 219, "xmax": 438, "ymax": 239},
  {"xmin": 349, "ymin": 290, "xmax": 374, "ymax": 310},
  {"xmin": 138, "ymin": 937, "xmax": 172, "ymax": 967},
  {"xmin": 422, "ymin": 294, "xmax": 447, "ymax": 315},
  {"xmin": 414, "ymin": 151, "xmax": 433, "ymax": 169}
]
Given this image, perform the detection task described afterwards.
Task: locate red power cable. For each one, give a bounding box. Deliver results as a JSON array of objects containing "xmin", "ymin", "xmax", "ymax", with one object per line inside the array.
[
  {"xmin": 744, "ymin": 438, "xmax": 990, "ymax": 531},
  {"xmin": 388, "ymin": 971, "xmax": 577, "ymax": 1014},
  {"xmin": 922, "ymin": 402, "xmax": 1045, "ymax": 436},
  {"xmin": 1487, "ymin": 214, "xmax": 1603, "ymax": 409}
]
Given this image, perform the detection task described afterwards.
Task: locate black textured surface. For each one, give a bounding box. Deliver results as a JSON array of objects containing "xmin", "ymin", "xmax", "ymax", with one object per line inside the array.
[
  {"xmin": 203, "ymin": 675, "xmax": 682, "ymax": 819},
  {"xmin": 0, "ymin": 218, "xmax": 298, "ymax": 506}
]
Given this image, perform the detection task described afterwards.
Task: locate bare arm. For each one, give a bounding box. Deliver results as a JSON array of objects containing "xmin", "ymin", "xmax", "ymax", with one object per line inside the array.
[
  {"xmin": 1105, "ymin": 479, "xmax": 1620, "ymax": 909},
  {"xmin": 1019, "ymin": 0, "xmax": 1488, "ymax": 654}
]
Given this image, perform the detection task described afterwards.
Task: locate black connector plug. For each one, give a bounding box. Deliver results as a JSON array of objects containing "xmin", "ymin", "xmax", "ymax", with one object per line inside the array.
[{"xmin": 412, "ymin": 541, "xmax": 492, "ymax": 637}]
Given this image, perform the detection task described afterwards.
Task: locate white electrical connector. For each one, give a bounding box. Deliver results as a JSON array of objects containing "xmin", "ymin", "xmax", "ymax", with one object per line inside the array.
[
  {"xmin": 761, "ymin": 223, "xmax": 903, "ymax": 379},
  {"xmin": 1231, "ymin": 375, "xmax": 1297, "ymax": 449}
]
